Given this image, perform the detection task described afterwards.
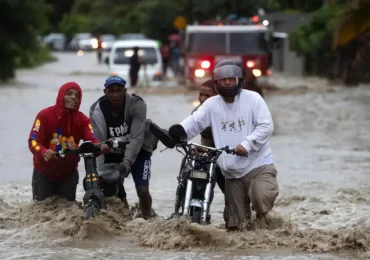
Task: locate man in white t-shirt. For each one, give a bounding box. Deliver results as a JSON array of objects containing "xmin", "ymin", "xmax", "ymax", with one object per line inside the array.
[{"xmin": 179, "ymin": 60, "xmax": 279, "ymax": 230}]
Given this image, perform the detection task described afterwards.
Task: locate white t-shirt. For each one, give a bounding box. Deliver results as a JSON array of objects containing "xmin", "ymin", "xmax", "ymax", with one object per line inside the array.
[{"xmin": 181, "ymin": 90, "xmax": 274, "ymax": 179}]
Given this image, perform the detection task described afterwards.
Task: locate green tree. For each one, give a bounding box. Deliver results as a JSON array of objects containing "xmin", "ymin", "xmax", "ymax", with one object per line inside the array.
[
  {"xmin": 141, "ymin": 0, "xmax": 180, "ymax": 41},
  {"xmin": 333, "ymin": 0, "xmax": 370, "ymax": 85},
  {"xmin": 44, "ymin": 0, "xmax": 76, "ymax": 32},
  {"xmin": 0, "ymin": 0, "xmax": 51, "ymax": 81},
  {"xmin": 59, "ymin": 12, "xmax": 90, "ymax": 38},
  {"xmin": 60, "ymin": 0, "xmax": 147, "ymax": 37},
  {"xmin": 289, "ymin": 5, "xmax": 340, "ymax": 75}
]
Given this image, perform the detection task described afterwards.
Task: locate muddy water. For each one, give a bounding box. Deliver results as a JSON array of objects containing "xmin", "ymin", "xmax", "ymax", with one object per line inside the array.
[{"xmin": 0, "ymin": 52, "xmax": 369, "ymax": 259}]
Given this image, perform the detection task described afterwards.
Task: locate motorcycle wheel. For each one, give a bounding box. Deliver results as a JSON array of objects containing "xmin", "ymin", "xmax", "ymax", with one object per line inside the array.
[
  {"xmin": 85, "ymin": 204, "xmax": 96, "ymax": 220},
  {"xmin": 191, "ymin": 209, "xmax": 202, "ymax": 224}
]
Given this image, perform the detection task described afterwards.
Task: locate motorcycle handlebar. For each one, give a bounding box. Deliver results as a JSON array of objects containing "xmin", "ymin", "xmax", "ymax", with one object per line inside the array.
[
  {"xmin": 186, "ymin": 143, "xmax": 247, "ymax": 157},
  {"xmin": 56, "ymin": 138, "xmax": 130, "ymax": 157},
  {"xmin": 106, "ymin": 138, "xmax": 130, "ymax": 149}
]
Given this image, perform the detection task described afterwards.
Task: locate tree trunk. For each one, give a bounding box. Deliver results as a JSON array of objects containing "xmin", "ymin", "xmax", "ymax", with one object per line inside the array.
[{"xmin": 342, "ymin": 32, "xmax": 369, "ymax": 86}]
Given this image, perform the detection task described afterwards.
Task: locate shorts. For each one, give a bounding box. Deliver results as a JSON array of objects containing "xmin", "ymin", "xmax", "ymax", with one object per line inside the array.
[
  {"xmin": 131, "ymin": 152, "xmax": 151, "ymax": 187},
  {"xmin": 32, "ymin": 168, "xmax": 79, "ymax": 201}
]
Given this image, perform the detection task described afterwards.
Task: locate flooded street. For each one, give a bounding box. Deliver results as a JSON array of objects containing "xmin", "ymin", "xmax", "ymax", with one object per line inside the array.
[{"xmin": 0, "ymin": 52, "xmax": 370, "ymax": 260}]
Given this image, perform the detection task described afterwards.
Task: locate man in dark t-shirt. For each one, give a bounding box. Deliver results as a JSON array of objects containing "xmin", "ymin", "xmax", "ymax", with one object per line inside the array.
[
  {"xmin": 90, "ymin": 76, "xmax": 158, "ymax": 219},
  {"xmin": 129, "ymin": 47, "xmax": 141, "ymax": 87}
]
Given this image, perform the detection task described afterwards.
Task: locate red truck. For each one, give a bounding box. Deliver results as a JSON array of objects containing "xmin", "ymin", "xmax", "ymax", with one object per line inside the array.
[{"xmin": 183, "ymin": 21, "xmax": 272, "ymax": 86}]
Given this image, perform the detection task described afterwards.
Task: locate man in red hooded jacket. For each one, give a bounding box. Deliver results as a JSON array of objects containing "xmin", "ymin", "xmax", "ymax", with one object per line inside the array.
[{"xmin": 28, "ymin": 82, "xmax": 110, "ymax": 201}]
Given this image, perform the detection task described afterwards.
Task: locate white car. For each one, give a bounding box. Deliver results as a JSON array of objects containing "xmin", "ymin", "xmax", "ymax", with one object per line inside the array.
[
  {"xmin": 70, "ymin": 33, "xmax": 94, "ymax": 51},
  {"xmin": 43, "ymin": 33, "xmax": 66, "ymax": 51},
  {"xmin": 100, "ymin": 34, "xmax": 116, "ymax": 51},
  {"xmin": 106, "ymin": 39, "xmax": 163, "ymax": 87}
]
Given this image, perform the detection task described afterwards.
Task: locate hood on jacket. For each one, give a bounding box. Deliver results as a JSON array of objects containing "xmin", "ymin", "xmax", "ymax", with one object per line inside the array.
[
  {"xmin": 55, "ymin": 82, "xmax": 82, "ymax": 115},
  {"xmin": 55, "ymin": 82, "xmax": 83, "ymax": 134}
]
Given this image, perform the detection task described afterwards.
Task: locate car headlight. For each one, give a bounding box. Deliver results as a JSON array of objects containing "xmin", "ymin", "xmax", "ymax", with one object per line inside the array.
[
  {"xmin": 195, "ymin": 69, "xmax": 205, "ymax": 77},
  {"xmin": 91, "ymin": 38, "xmax": 98, "ymax": 49},
  {"xmin": 252, "ymin": 69, "xmax": 262, "ymax": 77}
]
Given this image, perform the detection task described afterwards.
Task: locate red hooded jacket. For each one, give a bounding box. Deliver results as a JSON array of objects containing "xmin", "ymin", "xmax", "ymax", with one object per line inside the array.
[{"xmin": 28, "ymin": 82, "xmax": 99, "ymax": 182}]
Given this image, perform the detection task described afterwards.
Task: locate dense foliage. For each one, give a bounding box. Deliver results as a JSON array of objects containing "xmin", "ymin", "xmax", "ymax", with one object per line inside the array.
[
  {"xmin": 1, "ymin": 0, "xmax": 369, "ymax": 84},
  {"xmin": 0, "ymin": 0, "xmax": 53, "ymax": 81}
]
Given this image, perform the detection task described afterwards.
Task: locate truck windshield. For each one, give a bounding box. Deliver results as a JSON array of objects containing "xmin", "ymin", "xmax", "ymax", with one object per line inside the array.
[
  {"xmin": 187, "ymin": 31, "xmax": 268, "ymax": 54},
  {"xmin": 229, "ymin": 32, "xmax": 268, "ymax": 54},
  {"xmin": 187, "ymin": 33, "xmax": 226, "ymax": 53}
]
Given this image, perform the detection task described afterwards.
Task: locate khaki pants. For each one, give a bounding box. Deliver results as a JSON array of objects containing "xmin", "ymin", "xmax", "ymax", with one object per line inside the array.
[{"xmin": 224, "ymin": 164, "xmax": 279, "ymax": 228}]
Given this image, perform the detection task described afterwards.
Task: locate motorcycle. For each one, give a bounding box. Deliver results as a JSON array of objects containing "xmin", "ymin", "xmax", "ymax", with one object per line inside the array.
[
  {"xmin": 149, "ymin": 122, "xmax": 243, "ymax": 224},
  {"xmin": 57, "ymin": 138, "xmax": 130, "ymax": 220}
]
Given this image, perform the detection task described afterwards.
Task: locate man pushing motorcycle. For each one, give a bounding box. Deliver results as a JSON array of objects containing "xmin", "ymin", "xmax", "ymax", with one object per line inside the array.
[
  {"xmin": 89, "ymin": 76, "xmax": 158, "ymax": 219},
  {"xmin": 175, "ymin": 60, "xmax": 279, "ymax": 230}
]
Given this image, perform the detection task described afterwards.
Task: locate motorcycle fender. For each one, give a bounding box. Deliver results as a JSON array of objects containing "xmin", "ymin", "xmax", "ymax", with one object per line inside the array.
[{"xmin": 190, "ymin": 199, "xmax": 203, "ymax": 208}]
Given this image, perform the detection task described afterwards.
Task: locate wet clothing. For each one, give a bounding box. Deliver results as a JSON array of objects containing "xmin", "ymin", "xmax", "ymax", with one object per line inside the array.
[
  {"xmin": 131, "ymin": 151, "xmax": 151, "ymax": 187},
  {"xmin": 98, "ymin": 96, "xmax": 128, "ymax": 164},
  {"xmin": 28, "ymin": 82, "xmax": 99, "ymax": 182},
  {"xmin": 90, "ymin": 94, "xmax": 157, "ymax": 167},
  {"xmin": 181, "ymin": 90, "xmax": 277, "ymax": 228},
  {"xmin": 192, "ymin": 105, "xmax": 214, "ymax": 145},
  {"xmin": 89, "ymin": 94, "xmax": 158, "ymax": 188},
  {"xmin": 224, "ymin": 164, "xmax": 278, "ymax": 228},
  {"xmin": 32, "ymin": 168, "xmax": 79, "ymax": 201},
  {"xmin": 181, "ymin": 90, "xmax": 274, "ymax": 180},
  {"xmin": 192, "ymin": 105, "xmax": 224, "ymax": 193}
]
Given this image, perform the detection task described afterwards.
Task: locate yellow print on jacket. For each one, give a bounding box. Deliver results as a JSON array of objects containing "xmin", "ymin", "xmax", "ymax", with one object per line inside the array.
[{"xmin": 49, "ymin": 128, "xmax": 77, "ymax": 152}]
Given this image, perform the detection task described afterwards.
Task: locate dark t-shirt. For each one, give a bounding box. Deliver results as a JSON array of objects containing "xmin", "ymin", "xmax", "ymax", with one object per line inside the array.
[
  {"xmin": 129, "ymin": 53, "xmax": 141, "ymax": 74},
  {"xmin": 99, "ymin": 97, "xmax": 129, "ymax": 163}
]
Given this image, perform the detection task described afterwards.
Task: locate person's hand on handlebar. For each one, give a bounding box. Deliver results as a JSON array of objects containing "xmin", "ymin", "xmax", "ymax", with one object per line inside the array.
[
  {"xmin": 100, "ymin": 143, "xmax": 112, "ymax": 154},
  {"xmin": 190, "ymin": 145, "xmax": 206, "ymax": 154},
  {"xmin": 235, "ymin": 144, "xmax": 249, "ymax": 157},
  {"xmin": 44, "ymin": 149, "xmax": 57, "ymax": 162}
]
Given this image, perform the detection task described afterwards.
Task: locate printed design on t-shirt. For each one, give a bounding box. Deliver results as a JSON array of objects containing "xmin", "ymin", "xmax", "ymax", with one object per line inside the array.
[
  {"xmin": 109, "ymin": 122, "xmax": 129, "ymax": 155},
  {"xmin": 221, "ymin": 117, "xmax": 245, "ymax": 132},
  {"xmin": 49, "ymin": 128, "xmax": 77, "ymax": 152},
  {"xmin": 109, "ymin": 123, "xmax": 129, "ymax": 137}
]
